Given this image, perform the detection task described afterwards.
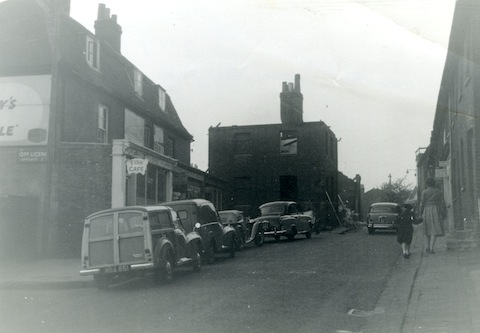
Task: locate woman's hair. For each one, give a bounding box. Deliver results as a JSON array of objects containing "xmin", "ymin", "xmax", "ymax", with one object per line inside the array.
[{"xmin": 426, "ymin": 178, "xmax": 436, "ymax": 187}]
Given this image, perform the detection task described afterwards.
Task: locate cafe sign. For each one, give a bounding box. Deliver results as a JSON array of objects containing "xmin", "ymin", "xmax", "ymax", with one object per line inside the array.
[{"xmin": 126, "ymin": 158, "xmax": 148, "ymax": 175}]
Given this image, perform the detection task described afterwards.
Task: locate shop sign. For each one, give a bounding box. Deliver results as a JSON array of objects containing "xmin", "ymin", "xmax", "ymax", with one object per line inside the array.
[
  {"xmin": 17, "ymin": 147, "xmax": 48, "ymax": 163},
  {"xmin": 0, "ymin": 75, "xmax": 51, "ymax": 146},
  {"xmin": 126, "ymin": 158, "xmax": 148, "ymax": 175}
]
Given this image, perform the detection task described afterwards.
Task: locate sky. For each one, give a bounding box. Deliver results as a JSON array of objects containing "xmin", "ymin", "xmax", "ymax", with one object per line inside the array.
[{"xmin": 67, "ymin": 0, "xmax": 456, "ymax": 191}]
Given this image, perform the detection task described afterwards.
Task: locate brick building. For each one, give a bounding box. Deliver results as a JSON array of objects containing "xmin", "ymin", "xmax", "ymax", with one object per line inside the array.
[
  {"xmin": 417, "ymin": 0, "xmax": 480, "ymax": 247},
  {"xmin": 208, "ymin": 75, "xmax": 342, "ymax": 225},
  {"xmin": 0, "ymin": 0, "xmax": 224, "ymax": 258}
]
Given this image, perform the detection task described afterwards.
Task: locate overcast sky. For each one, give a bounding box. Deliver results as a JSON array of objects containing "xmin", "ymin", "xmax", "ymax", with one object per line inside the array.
[{"xmin": 68, "ymin": 0, "xmax": 456, "ymax": 191}]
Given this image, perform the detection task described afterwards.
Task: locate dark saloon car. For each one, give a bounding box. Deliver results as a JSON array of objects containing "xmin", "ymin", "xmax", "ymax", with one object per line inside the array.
[
  {"xmin": 218, "ymin": 210, "xmax": 266, "ymax": 248},
  {"xmin": 161, "ymin": 199, "xmax": 237, "ymax": 264},
  {"xmin": 80, "ymin": 205, "xmax": 202, "ymax": 289},
  {"xmin": 366, "ymin": 202, "xmax": 401, "ymax": 234},
  {"xmin": 251, "ymin": 201, "xmax": 312, "ymax": 241}
]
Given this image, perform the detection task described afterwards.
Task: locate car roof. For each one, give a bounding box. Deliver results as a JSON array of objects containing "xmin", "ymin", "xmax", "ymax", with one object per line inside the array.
[
  {"xmin": 161, "ymin": 199, "xmax": 212, "ymax": 206},
  {"xmin": 86, "ymin": 205, "xmax": 172, "ymax": 219},
  {"xmin": 259, "ymin": 201, "xmax": 295, "ymax": 208},
  {"xmin": 370, "ymin": 202, "xmax": 400, "ymax": 206},
  {"xmin": 218, "ymin": 210, "xmax": 243, "ymax": 215}
]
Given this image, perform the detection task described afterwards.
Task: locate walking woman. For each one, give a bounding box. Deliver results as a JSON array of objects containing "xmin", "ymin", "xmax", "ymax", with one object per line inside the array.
[{"xmin": 419, "ymin": 178, "xmax": 446, "ymax": 254}]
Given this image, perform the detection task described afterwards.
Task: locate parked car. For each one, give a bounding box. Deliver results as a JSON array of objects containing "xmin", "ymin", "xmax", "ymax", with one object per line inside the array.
[
  {"xmin": 79, "ymin": 205, "xmax": 203, "ymax": 289},
  {"xmin": 250, "ymin": 201, "xmax": 312, "ymax": 241},
  {"xmin": 366, "ymin": 202, "xmax": 401, "ymax": 234},
  {"xmin": 218, "ymin": 210, "xmax": 266, "ymax": 249},
  {"xmin": 161, "ymin": 199, "xmax": 237, "ymax": 264}
]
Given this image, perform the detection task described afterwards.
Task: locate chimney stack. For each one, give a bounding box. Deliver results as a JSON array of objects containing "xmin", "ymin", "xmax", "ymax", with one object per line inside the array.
[
  {"xmin": 280, "ymin": 74, "xmax": 303, "ymax": 124},
  {"xmin": 94, "ymin": 4, "xmax": 122, "ymax": 53}
]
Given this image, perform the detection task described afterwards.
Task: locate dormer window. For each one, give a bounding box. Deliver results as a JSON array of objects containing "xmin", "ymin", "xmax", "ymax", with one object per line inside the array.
[
  {"xmin": 86, "ymin": 36, "xmax": 100, "ymax": 70},
  {"xmin": 133, "ymin": 69, "xmax": 143, "ymax": 96},
  {"xmin": 158, "ymin": 86, "xmax": 166, "ymax": 112}
]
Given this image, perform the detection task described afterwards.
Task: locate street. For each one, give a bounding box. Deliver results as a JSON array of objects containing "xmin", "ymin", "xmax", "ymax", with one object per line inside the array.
[{"xmin": 0, "ymin": 228, "xmax": 401, "ymax": 333}]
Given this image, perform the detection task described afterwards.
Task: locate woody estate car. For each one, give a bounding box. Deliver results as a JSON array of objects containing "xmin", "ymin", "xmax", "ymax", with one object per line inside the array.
[
  {"xmin": 251, "ymin": 201, "xmax": 312, "ymax": 241},
  {"xmin": 80, "ymin": 205, "xmax": 202, "ymax": 289},
  {"xmin": 218, "ymin": 210, "xmax": 266, "ymax": 249},
  {"xmin": 366, "ymin": 202, "xmax": 401, "ymax": 234},
  {"xmin": 162, "ymin": 199, "xmax": 237, "ymax": 264}
]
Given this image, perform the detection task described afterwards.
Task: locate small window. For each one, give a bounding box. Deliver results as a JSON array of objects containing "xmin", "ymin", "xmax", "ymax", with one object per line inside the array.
[
  {"xmin": 118, "ymin": 212, "xmax": 143, "ymax": 234},
  {"xmin": 134, "ymin": 69, "xmax": 143, "ymax": 96},
  {"xmin": 154, "ymin": 125, "xmax": 164, "ymax": 154},
  {"xmin": 158, "ymin": 87, "xmax": 166, "ymax": 112},
  {"xmin": 98, "ymin": 105, "xmax": 108, "ymax": 143},
  {"xmin": 89, "ymin": 214, "xmax": 114, "ymax": 239},
  {"xmin": 280, "ymin": 131, "xmax": 297, "ymax": 154},
  {"xmin": 124, "ymin": 109, "xmax": 145, "ymax": 145},
  {"xmin": 149, "ymin": 211, "xmax": 172, "ymax": 230},
  {"xmin": 144, "ymin": 125, "xmax": 153, "ymax": 149},
  {"xmin": 165, "ymin": 138, "xmax": 174, "ymax": 157},
  {"xmin": 86, "ymin": 36, "xmax": 100, "ymax": 70}
]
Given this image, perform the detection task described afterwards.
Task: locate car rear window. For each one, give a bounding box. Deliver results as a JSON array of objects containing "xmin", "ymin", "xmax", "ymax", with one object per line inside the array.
[
  {"xmin": 370, "ymin": 205, "xmax": 399, "ymax": 213},
  {"xmin": 260, "ymin": 204, "xmax": 284, "ymax": 216},
  {"xmin": 89, "ymin": 214, "xmax": 114, "ymax": 238},
  {"xmin": 118, "ymin": 212, "xmax": 143, "ymax": 234}
]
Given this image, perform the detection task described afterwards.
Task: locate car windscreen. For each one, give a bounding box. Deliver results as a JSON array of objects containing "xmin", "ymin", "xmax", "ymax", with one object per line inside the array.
[
  {"xmin": 260, "ymin": 204, "xmax": 284, "ymax": 216},
  {"xmin": 370, "ymin": 205, "xmax": 399, "ymax": 213}
]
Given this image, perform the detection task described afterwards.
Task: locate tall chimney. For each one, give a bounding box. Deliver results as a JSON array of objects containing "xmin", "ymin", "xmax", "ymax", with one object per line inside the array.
[
  {"xmin": 280, "ymin": 74, "xmax": 303, "ymax": 124},
  {"xmin": 94, "ymin": 4, "xmax": 122, "ymax": 53}
]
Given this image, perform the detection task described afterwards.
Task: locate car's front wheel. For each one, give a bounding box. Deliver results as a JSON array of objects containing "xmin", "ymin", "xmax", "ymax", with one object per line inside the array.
[
  {"xmin": 192, "ymin": 246, "xmax": 201, "ymax": 272},
  {"xmin": 203, "ymin": 240, "xmax": 216, "ymax": 264},
  {"xmin": 254, "ymin": 230, "xmax": 264, "ymax": 247}
]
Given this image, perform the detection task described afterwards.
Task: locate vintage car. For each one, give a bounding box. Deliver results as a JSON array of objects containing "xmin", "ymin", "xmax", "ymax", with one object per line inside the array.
[
  {"xmin": 366, "ymin": 202, "xmax": 401, "ymax": 234},
  {"xmin": 218, "ymin": 210, "xmax": 266, "ymax": 249},
  {"xmin": 79, "ymin": 205, "xmax": 203, "ymax": 289},
  {"xmin": 162, "ymin": 199, "xmax": 237, "ymax": 264},
  {"xmin": 251, "ymin": 201, "xmax": 313, "ymax": 241}
]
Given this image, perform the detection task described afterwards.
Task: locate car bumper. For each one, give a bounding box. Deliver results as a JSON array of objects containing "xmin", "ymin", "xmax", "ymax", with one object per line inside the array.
[{"xmin": 368, "ymin": 224, "xmax": 396, "ymax": 230}]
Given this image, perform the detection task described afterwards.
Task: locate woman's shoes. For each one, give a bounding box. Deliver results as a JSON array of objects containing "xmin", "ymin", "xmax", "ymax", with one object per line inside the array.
[
  {"xmin": 403, "ymin": 253, "xmax": 410, "ymax": 259},
  {"xmin": 425, "ymin": 248, "xmax": 435, "ymax": 254}
]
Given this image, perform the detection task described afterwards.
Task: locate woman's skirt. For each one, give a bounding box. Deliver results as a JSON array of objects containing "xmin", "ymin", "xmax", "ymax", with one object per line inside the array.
[{"xmin": 422, "ymin": 205, "xmax": 445, "ymax": 236}]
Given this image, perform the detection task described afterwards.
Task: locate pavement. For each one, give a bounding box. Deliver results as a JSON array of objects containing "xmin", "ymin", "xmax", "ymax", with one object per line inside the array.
[{"xmin": 0, "ymin": 226, "xmax": 480, "ymax": 333}]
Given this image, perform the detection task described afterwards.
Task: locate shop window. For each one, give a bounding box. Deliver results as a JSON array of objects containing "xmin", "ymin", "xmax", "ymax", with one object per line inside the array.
[
  {"xmin": 86, "ymin": 35, "xmax": 100, "ymax": 70},
  {"xmin": 98, "ymin": 104, "xmax": 108, "ymax": 143}
]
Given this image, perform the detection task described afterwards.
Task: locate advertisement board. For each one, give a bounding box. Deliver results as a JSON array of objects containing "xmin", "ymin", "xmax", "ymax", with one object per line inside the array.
[{"xmin": 0, "ymin": 75, "xmax": 51, "ymax": 146}]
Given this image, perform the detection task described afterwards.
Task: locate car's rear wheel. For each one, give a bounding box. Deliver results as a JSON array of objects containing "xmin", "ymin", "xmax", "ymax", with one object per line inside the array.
[
  {"xmin": 156, "ymin": 252, "xmax": 173, "ymax": 284},
  {"xmin": 287, "ymin": 234, "xmax": 295, "ymax": 241}
]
